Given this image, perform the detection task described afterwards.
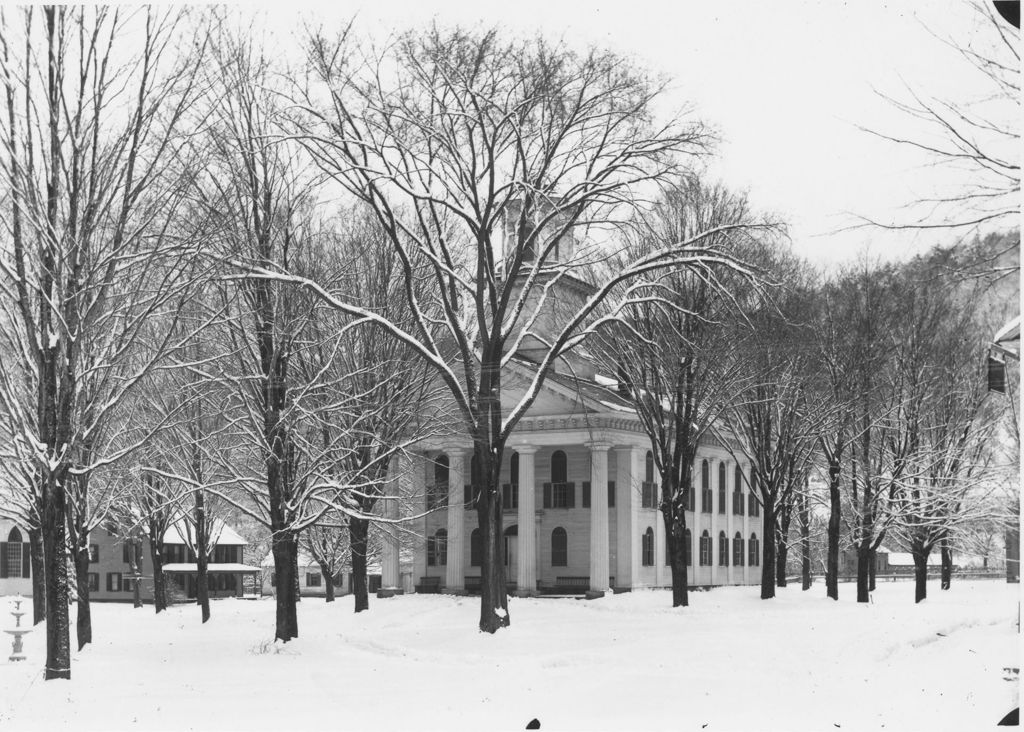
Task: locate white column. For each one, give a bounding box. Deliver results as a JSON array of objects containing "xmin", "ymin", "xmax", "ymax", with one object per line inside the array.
[
  {"xmin": 726, "ymin": 459, "xmax": 734, "ymax": 585},
  {"xmin": 412, "ymin": 453, "xmax": 427, "ymax": 585},
  {"xmin": 445, "ymin": 448, "xmax": 466, "ymax": 593},
  {"xmin": 516, "ymin": 447, "xmax": 538, "ymax": 596},
  {"xmin": 616, "ymin": 446, "xmax": 643, "ymax": 589},
  {"xmin": 709, "ymin": 457, "xmax": 717, "ymax": 586},
  {"xmin": 743, "ymin": 463, "xmax": 751, "ymax": 585},
  {"xmin": 380, "ymin": 455, "xmax": 401, "ymax": 595},
  {"xmin": 587, "ymin": 443, "xmax": 611, "ymax": 596}
]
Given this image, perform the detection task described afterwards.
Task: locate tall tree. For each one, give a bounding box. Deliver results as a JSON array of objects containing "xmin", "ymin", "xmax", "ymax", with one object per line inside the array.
[
  {"xmin": 290, "ymin": 24, "xmax": 754, "ymax": 633},
  {"xmin": 0, "ymin": 6, "xmax": 205, "ymax": 678}
]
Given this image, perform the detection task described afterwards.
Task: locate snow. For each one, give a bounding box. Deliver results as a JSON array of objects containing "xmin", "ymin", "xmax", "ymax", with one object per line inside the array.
[{"xmin": 0, "ymin": 581, "xmax": 1018, "ymax": 731}]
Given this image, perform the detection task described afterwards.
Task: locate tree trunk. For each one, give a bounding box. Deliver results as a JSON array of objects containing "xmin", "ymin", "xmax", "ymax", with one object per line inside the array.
[
  {"xmin": 30, "ymin": 527, "xmax": 45, "ymax": 625},
  {"xmin": 73, "ymin": 547, "xmax": 91, "ymax": 651},
  {"xmin": 476, "ymin": 440, "xmax": 509, "ymax": 633},
  {"xmin": 912, "ymin": 542, "xmax": 929, "ymax": 603},
  {"xmin": 350, "ymin": 518, "xmax": 370, "ymax": 613},
  {"xmin": 776, "ymin": 497, "xmax": 792, "ymax": 588},
  {"xmin": 42, "ymin": 474, "xmax": 71, "ymax": 680},
  {"xmin": 194, "ymin": 490, "xmax": 210, "ymax": 623},
  {"xmin": 150, "ymin": 534, "xmax": 167, "ymax": 613},
  {"xmin": 826, "ymin": 463, "xmax": 841, "ymax": 600},
  {"xmin": 760, "ymin": 491, "xmax": 776, "ymax": 600},
  {"xmin": 131, "ymin": 539, "xmax": 143, "ymax": 609},
  {"xmin": 663, "ymin": 482, "xmax": 689, "ymax": 607},
  {"xmin": 293, "ymin": 548, "xmax": 301, "ymax": 602},
  {"xmin": 856, "ymin": 539, "xmax": 871, "ymax": 603},
  {"xmin": 271, "ymin": 533, "xmax": 299, "ymax": 640},
  {"xmin": 940, "ymin": 539, "xmax": 952, "ymax": 590},
  {"xmin": 868, "ymin": 547, "xmax": 877, "ymax": 592},
  {"xmin": 320, "ymin": 561, "xmax": 335, "ymax": 602},
  {"xmin": 799, "ymin": 488, "xmax": 811, "ymax": 591}
]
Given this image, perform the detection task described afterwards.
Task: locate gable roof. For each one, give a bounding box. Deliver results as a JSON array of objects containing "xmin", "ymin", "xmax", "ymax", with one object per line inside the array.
[{"xmin": 163, "ymin": 518, "xmax": 248, "ymax": 547}]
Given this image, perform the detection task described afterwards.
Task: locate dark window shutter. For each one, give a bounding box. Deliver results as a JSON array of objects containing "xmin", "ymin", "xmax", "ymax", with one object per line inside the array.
[
  {"xmin": 582, "ymin": 481, "xmax": 591, "ymax": 508},
  {"xmin": 543, "ymin": 483, "xmax": 552, "ymax": 509},
  {"xmin": 513, "ymin": 484, "xmax": 519, "ymax": 509},
  {"xmin": 23, "ymin": 543, "xmax": 31, "ymax": 577},
  {"xmin": 0, "ymin": 543, "xmax": 8, "ymax": 578},
  {"xmin": 106, "ymin": 573, "xmax": 113, "ymax": 592},
  {"xmin": 608, "ymin": 481, "xmax": 615, "ymax": 507},
  {"xmin": 567, "ymin": 482, "xmax": 575, "ymax": 508},
  {"xmin": 464, "ymin": 484, "xmax": 471, "ymax": 506}
]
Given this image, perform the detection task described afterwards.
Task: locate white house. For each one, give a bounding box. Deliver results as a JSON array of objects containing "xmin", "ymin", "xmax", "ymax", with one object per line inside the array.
[{"xmin": 377, "ymin": 205, "xmax": 763, "ymax": 598}]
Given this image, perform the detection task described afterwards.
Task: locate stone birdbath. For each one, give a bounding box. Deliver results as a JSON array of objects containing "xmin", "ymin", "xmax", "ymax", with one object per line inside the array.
[{"xmin": 6, "ymin": 595, "xmax": 31, "ymax": 662}]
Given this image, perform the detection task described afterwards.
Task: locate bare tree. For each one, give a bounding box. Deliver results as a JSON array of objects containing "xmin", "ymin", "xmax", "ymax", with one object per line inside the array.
[
  {"xmin": 283, "ymin": 23, "xmax": 761, "ymax": 633},
  {"xmin": 592, "ymin": 179, "xmax": 763, "ymax": 607},
  {"xmin": 0, "ymin": 6, "xmax": 206, "ymax": 679}
]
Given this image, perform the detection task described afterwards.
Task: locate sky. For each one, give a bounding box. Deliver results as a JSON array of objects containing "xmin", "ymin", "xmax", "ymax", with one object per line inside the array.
[{"xmin": 256, "ymin": 0, "xmax": 1018, "ymax": 269}]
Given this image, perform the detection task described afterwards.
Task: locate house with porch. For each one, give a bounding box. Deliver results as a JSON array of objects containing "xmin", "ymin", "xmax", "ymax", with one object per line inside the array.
[{"xmin": 375, "ymin": 202, "xmax": 764, "ymax": 598}]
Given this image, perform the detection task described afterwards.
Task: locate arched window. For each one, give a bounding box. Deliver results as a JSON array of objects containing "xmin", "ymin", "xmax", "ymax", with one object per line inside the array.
[
  {"xmin": 551, "ymin": 450, "xmax": 567, "ymax": 483},
  {"xmin": 551, "ymin": 527, "xmax": 568, "ymax": 567},
  {"xmin": 718, "ymin": 530, "xmax": 728, "ymax": 567},
  {"xmin": 733, "ymin": 531, "xmax": 744, "ymax": 567},
  {"xmin": 642, "ymin": 527, "xmax": 654, "ymax": 566},
  {"xmin": 470, "ymin": 528, "xmax": 482, "ymax": 567},
  {"xmin": 733, "ymin": 465, "xmax": 745, "ymax": 516},
  {"xmin": 717, "ymin": 463, "xmax": 726, "ymax": 514},
  {"xmin": 749, "ymin": 533, "xmax": 760, "ymax": 566},
  {"xmin": 699, "ymin": 530, "xmax": 711, "ymax": 566},
  {"xmin": 685, "ymin": 528, "xmax": 692, "ymax": 566},
  {"xmin": 701, "ymin": 460, "xmax": 712, "ymax": 513},
  {"xmin": 1, "ymin": 527, "xmax": 24, "ymax": 579}
]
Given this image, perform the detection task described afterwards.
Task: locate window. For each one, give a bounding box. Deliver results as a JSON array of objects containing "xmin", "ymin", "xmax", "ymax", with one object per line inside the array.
[
  {"xmin": 608, "ymin": 481, "xmax": 616, "ymax": 508},
  {"xmin": 699, "ymin": 530, "xmax": 711, "ymax": 566},
  {"xmin": 87, "ymin": 573, "xmax": 99, "ymax": 592},
  {"xmin": 701, "ymin": 460, "xmax": 712, "ymax": 513},
  {"xmin": 306, "ymin": 572, "xmax": 322, "ymax": 587},
  {"xmin": 718, "ymin": 531, "xmax": 728, "ymax": 567},
  {"xmin": 429, "ymin": 454, "xmax": 449, "ymax": 510},
  {"xmin": 551, "ymin": 527, "xmax": 567, "ymax": 567},
  {"xmin": 733, "ymin": 532, "xmax": 744, "ymax": 567},
  {"xmin": 124, "ymin": 577, "xmax": 135, "ymax": 592},
  {"xmin": 749, "ymin": 533, "xmax": 760, "ymax": 566},
  {"xmin": 642, "ymin": 451, "xmax": 657, "ymax": 509},
  {"xmin": 0, "ymin": 527, "xmax": 25, "ymax": 579},
  {"xmin": 642, "ymin": 527, "xmax": 654, "ymax": 567},
  {"xmin": 544, "ymin": 451, "xmax": 574, "ymax": 508},
  {"xmin": 582, "ymin": 481, "xmax": 591, "ymax": 508},
  {"xmin": 470, "ymin": 528, "xmax": 482, "ymax": 567},
  {"xmin": 503, "ymin": 525, "xmax": 517, "ymax": 567},
  {"xmin": 733, "ymin": 465, "xmax": 745, "ymax": 516},
  {"xmin": 428, "ymin": 529, "xmax": 447, "ymax": 566},
  {"xmin": 107, "ymin": 572, "xmax": 123, "ymax": 592},
  {"xmin": 551, "ymin": 450, "xmax": 567, "ymax": 483},
  {"xmin": 88, "ymin": 544, "xmax": 99, "ymax": 563},
  {"xmin": 686, "ymin": 484, "xmax": 695, "ymax": 512},
  {"xmin": 685, "ymin": 529, "xmax": 692, "ymax": 567},
  {"xmin": 718, "ymin": 463, "xmax": 726, "ymax": 514}
]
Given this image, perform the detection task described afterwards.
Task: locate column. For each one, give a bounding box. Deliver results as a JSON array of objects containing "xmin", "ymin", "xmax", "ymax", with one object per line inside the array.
[
  {"xmin": 726, "ymin": 459, "xmax": 734, "ymax": 585},
  {"xmin": 379, "ymin": 455, "xmax": 402, "ymax": 597},
  {"xmin": 743, "ymin": 462, "xmax": 751, "ymax": 585},
  {"xmin": 445, "ymin": 447, "xmax": 466, "ymax": 593},
  {"xmin": 516, "ymin": 447, "xmax": 538, "ymax": 597},
  {"xmin": 587, "ymin": 443, "xmax": 611, "ymax": 597},
  {"xmin": 616, "ymin": 446, "xmax": 643, "ymax": 590},
  {"xmin": 412, "ymin": 453, "xmax": 427, "ymax": 585},
  {"xmin": 709, "ymin": 458, "xmax": 717, "ymax": 586}
]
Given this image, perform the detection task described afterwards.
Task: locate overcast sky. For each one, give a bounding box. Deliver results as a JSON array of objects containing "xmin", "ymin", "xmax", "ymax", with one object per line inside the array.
[{"xmin": 260, "ymin": 0, "xmax": 1017, "ymax": 269}]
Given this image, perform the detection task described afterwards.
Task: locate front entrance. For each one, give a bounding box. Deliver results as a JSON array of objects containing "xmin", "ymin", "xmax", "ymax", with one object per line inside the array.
[{"xmin": 504, "ymin": 525, "xmax": 518, "ymax": 585}]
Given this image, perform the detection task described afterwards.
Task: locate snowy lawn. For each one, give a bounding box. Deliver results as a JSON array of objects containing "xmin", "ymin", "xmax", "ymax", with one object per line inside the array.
[{"xmin": 0, "ymin": 581, "xmax": 1018, "ymax": 731}]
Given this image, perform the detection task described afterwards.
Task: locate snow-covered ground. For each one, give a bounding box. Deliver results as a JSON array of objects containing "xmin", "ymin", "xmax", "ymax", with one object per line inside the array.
[{"xmin": 0, "ymin": 581, "xmax": 1018, "ymax": 731}]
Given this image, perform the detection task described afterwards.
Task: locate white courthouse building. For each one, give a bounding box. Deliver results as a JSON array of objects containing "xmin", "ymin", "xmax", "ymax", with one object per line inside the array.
[{"xmin": 377, "ymin": 206, "xmax": 763, "ymax": 598}]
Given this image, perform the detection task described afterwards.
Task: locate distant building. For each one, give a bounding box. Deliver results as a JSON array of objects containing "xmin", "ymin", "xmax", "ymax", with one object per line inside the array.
[{"xmin": 0, "ymin": 518, "xmax": 33, "ymax": 597}]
